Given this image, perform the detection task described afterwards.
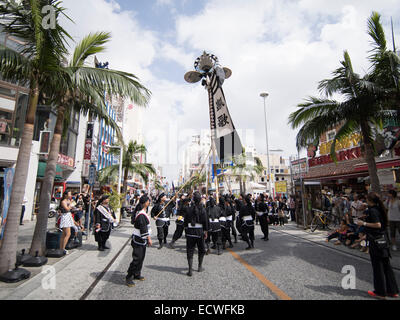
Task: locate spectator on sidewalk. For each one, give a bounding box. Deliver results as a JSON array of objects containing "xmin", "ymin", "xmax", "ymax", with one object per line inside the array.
[
  {"xmin": 387, "ymin": 190, "xmax": 400, "ymax": 252},
  {"xmin": 59, "ymin": 191, "xmax": 76, "ymax": 255},
  {"xmin": 19, "ymin": 195, "xmax": 28, "ymax": 226},
  {"xmin": 326, "ymin": 219, "xmax": 349, "ymax": 245},
  {"xmin": 289, "ymin": 195, "xmax": 296, "ymax": 222},
  {"xmin": 358, "ymin": 192, "xmax": 399, "ymax": 299}
]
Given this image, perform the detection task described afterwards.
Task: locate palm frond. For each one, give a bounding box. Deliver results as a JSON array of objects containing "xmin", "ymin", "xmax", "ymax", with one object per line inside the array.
[
  {"xmin": 367, "ymin": 12, "xmax": 387, "ymax": 56},
  {"xmin": 71, "ymin": 32, "xmax": 111, "ymax": 68},
  {"xmin": 288, "ymin": 97, "xmax": 339, "ymax": 129},
  {"xmin": 70, "ymin": 66, "xmax": 151, "ymax": 107}
]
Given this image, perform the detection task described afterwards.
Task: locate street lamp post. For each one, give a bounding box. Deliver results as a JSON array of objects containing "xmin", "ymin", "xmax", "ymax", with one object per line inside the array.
[{"xmin": 260, "ymin": 93, "xmax": 272, "ymax": 199}]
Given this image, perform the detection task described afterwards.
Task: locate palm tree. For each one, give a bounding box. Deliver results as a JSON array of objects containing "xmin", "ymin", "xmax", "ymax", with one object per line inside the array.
[
  {"xmin": 0, "ymin": 0, "xmax": 72, "ymax": 274},
  {"xmin": 189, "ymin": 172, "xmax": 206, "ymax": 193},
  {"xmin": 229, "ymin": 152, "xmax": 265, "ymax": 194},
  {"xmin": 289, "ymin": 12, "xmax": 400, "ymax": 195},
  {"xmin": 288, "ymin": 49, "xmax": 397, "ymax": 193},
  {"xmin": 368, "ymin": 12, "xmax": 400, "ymax": 110},
  {"xmin": 152, "ymin": 178, "xmax": 164, "ymax": 193},
  {"xmin": 99, "ymin": 140, "xmax": 156, "ymax": 195},
  {"xmin": 29, "ymin": 31, "xmax": 151, "ymax": 256}
]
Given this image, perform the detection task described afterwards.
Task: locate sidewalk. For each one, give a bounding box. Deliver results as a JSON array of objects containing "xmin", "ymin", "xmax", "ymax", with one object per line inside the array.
[
  {"xmin": 0, "ymin": 218, "xmax": 132, "ymax": 300},
  {"xmin": 271, "ymin": 222, "xmax": 400, "ymax": 270}
]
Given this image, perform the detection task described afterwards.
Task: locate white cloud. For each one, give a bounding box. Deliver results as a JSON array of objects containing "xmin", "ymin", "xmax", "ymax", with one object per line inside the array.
[{"xmin": 60, "ymin": 0, "xmax": 400, "ymax": 182}]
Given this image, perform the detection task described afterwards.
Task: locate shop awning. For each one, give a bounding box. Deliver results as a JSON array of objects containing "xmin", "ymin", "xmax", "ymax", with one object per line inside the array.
[
  {"xmin": 304, "ymin": 158, "xmax": 366, "ymax": 180},
  {"xmin": 37, "ymin": 162, "xmax": 63, "ymax": 181}
]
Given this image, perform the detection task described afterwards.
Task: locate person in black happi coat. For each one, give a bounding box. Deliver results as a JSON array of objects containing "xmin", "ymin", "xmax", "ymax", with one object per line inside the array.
[
  {"xmin": 169, "ymin": 196, "xmax": 190, "ymax": 249},
  {"xmin": 235, "ymin": 194, "xmax": 245, "ymax": 239},
  {"xmin": 257, "ymin": 194, "xmax": 270, "ymax": 241},
  {"xmin": 126, "ymin": 195, "xmax": 152, "ymax": 287},
  {"xmin": 184, "ymin": 192, "xmax": 209, "ymax": 277},
  {"xmin": 206, "ymin": 197, "xmax": 223, "ymax": 255},
  {"xmin": 151, "ymin": 193, "xmax": 170, "ymax": 249},
  {"xmin": 239, "ymin": 194, "xmax": 256, "ymax": 250},
  {"xmin": 94, "ymin": 195, "xmax": 116, "ymax": 251},
  {"xmin": 229, "ymin": 195, "xmax": 238, "ymax": 243},
  {"xmin": 220, "ymin": 196, "xmax": 234, "ymax": 249}
]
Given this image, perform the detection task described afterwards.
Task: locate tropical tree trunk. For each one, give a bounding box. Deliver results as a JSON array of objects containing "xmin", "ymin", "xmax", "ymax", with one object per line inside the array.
[
  {"xmin": 0, "ymin": 83, "xmax": 39, "ymax": 274},
  {"xmin": 239, "ymin": 176, "xmax": 243, "ymax": 194},
  {"xmin": 30, "ymin": 106, "xmax": 65, "ymax": 256},
  {"xmin": 360, "ymin": 122, "xmax": 381, "ymax": 194}
]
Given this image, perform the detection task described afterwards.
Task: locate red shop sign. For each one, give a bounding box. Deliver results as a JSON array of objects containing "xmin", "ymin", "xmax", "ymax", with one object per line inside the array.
[{"xmin": 308, "ymin": 147, "xmax": 362, "ymax": 167}]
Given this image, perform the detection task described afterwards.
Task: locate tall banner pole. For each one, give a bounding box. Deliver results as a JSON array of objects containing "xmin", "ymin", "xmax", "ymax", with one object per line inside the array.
[{"xmin": 185, "ymin": 52, "xmax": 244, "ymax": 205}]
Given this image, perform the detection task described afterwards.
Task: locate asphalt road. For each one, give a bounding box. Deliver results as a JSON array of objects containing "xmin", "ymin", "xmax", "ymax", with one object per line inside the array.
[{"xmin": 86, "ymin": 219, "xmax": 400, "ymax": 300}]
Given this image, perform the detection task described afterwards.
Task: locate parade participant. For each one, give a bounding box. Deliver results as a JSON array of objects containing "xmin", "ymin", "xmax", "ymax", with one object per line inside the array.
[
  {"xmin": 206, "ymin": 197, "xmax": 223, "ymax": 255},
  {"xmin": 230, "ymin": 195, "xmax": 238, "ymax": 243},
  {"xmin": 126, "ymin": 195, "xmax": 152, "ymax": 287},
  {"xmin": 184, "ymin": 191, "xmax": 208, "ymax": 277},
  {"xmin": 235, "ymin": 194, "xmax": 245, "ymax": 239},
  {"xmin": 257, "ymin": 194, "xmax": 269, "ymax": 240},
  {"xmin": 94, "ymin": 195, "xmax": 116, "ymax": 251},
  {"xmin": 221, "ymin": 195, "xmax": 234, "ymax": 249},
  {"xmin": 239, "ymin": 194, "xmax": 256, "ymax": 250},
  {"xmin": 151, "ymin": 193, "xmax": 170, "ymax": 250},
  {"xmin": 169, "ymin": 196, "xmax": 191, "ymax": 249}
]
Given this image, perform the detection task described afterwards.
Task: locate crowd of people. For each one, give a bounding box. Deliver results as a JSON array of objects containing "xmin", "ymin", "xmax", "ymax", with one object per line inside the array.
[
  {"xmin": 323, "ymin": 190, "xmax": 400, "ymax": 254},
  {"xmin": 55, "ymin": 190, "xmax": 117, "ymax": 255},
  {"xmin": 124, "ymin": 190, "xmax": 296, "ymax": 286},
  {"xmin": 53, "ymin": 186, "xmax": 399, "ymax": 299}
]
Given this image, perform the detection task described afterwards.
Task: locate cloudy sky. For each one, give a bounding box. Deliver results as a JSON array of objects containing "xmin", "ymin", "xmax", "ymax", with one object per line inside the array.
[{"xmin": 61, "ymin": 0, "xmax": 400, "ymax": 183}]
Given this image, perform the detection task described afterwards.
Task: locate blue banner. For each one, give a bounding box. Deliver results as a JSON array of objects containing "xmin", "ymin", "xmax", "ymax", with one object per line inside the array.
[{"xmin": 0, "ymin": 168, "xmax": 15, "ymax": 240}]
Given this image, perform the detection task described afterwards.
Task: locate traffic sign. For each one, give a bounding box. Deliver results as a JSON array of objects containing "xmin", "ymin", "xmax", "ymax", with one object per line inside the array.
[{"xmin": 89, "ymin": 164, "xmax": 96, "ymax": 186}]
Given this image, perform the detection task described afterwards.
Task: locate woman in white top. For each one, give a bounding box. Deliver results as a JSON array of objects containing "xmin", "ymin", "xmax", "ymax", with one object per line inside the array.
[
  {"xmin": 59, "ymin": 191, "xmax": 76, "ymax": 255},
  {"xmin": 387, "ymin": 190, "xmax": 400, "ymax": 251}
]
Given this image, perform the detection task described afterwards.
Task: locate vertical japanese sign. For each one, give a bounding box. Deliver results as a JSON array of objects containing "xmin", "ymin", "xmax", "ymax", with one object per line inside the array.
[
  {"xmin": 208, "ymin": 72, "xmax": 243, "ymax": 163},
  {"xmin": 0, "ymin": 168, "xmax": 15, "ymax": 240}
]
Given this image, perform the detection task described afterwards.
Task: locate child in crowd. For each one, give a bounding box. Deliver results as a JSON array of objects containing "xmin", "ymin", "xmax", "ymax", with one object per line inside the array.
[{"xmin": 326, "ymin": 219, "xmax": 349, "ymax": 245}]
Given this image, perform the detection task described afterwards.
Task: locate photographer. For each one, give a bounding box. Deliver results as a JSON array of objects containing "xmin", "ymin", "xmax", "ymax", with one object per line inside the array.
[{"xmin": 356, "ymin": 192, "xmax": 399, "ymax": 299}]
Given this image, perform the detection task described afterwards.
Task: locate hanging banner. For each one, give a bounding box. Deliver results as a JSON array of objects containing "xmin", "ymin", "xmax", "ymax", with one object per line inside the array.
[
  {"xmin": 208, "ymin": 72, "xmax": 243, "ymax": 163},
  {"xmin": 0, "ymin": 168, "xmax": 15, "ymax": 240}
]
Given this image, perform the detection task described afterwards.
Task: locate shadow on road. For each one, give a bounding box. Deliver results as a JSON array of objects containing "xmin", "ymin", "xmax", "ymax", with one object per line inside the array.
[
  {"xmin": 146, "ymin": 264, "xmax": 187, "ymax": 275},
  {"xmin": 304, "ymin": 284, "xmax": 368, "ymax": 299}
]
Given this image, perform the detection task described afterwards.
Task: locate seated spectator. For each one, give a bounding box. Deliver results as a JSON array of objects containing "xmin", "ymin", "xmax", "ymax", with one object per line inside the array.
[{"xmin": 326, "ymin": 219, "xmax": 349, "ymax": 245}]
